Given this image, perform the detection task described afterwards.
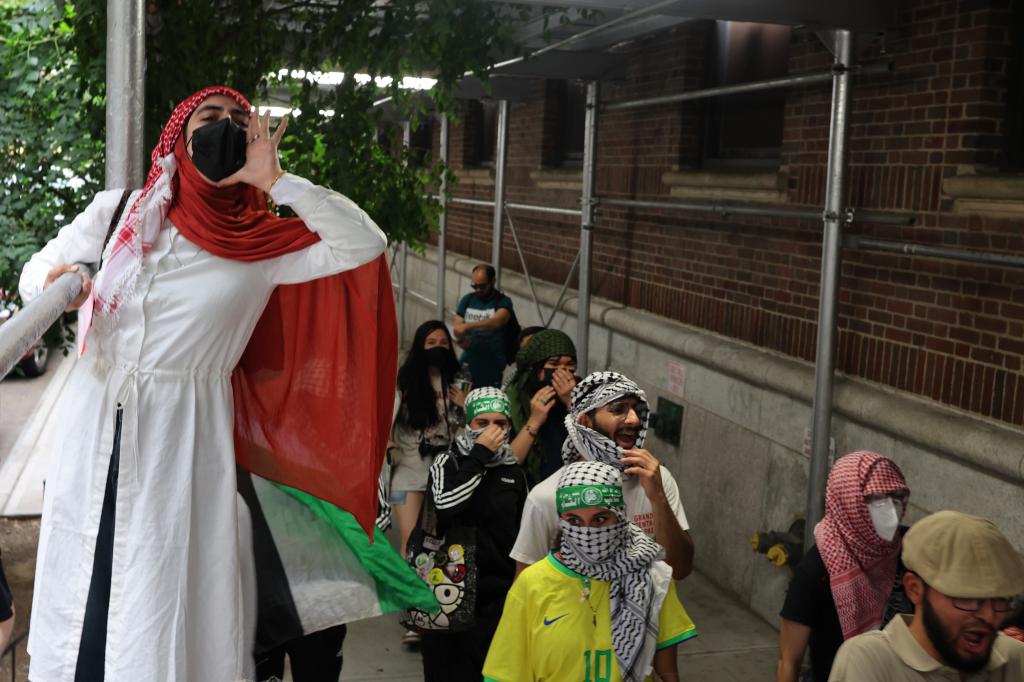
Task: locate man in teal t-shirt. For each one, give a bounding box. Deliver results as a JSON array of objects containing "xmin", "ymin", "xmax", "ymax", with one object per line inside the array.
[{"xmin": 454, "ymin": 264, "xmax": 514, "ymax": 388}]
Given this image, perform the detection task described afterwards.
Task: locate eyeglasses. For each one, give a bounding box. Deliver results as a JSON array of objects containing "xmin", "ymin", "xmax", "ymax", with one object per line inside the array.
[
  {"xmin": 951, "ymin": 596, "xmax": 1021, "ymax": 613},
  {"xmin": 471, "ymin": 283, "xmax": 490, "ymax": 290}
]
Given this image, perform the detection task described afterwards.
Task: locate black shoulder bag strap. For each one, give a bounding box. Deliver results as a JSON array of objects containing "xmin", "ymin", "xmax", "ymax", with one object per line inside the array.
[{"xmin": 99, "ymin": 189, "xmax": 132, "ymax": 270}]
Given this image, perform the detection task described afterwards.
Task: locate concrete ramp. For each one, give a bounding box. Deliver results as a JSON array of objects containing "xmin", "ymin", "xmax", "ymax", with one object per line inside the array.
[{"xmin": 0, "ymin": 356, "xmax": 74, "ymax": 516}]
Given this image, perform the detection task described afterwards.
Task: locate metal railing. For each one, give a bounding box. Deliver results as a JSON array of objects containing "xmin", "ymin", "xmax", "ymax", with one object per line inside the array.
[{"xmin": 0, "ymin": 273, "xmax": 82, "ymax": 379}]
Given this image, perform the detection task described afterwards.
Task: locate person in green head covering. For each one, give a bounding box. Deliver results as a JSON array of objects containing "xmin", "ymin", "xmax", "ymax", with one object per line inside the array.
[{"xmin": 506, "ymin": 329, "xmax": 578, "ymax": 482}]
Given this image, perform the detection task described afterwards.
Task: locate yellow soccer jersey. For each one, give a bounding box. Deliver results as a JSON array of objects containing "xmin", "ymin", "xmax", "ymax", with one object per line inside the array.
[{"xmin": 483, "ymin": 552, "xmax": 697, "ymax": 682}]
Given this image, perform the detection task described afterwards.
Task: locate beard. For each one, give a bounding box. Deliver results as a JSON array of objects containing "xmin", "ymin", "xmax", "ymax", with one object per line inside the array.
[{"xmin": 922, "ymin": 594, "xmax": 994, "ymax": 673}]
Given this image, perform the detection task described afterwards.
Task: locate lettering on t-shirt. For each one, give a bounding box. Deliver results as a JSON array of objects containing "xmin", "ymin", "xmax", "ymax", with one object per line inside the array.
[
  {"xmin": 632, "ymin": 512, "xmax": 655, "ymax": 537},
  {"xmin": 463, "ymin": 306, "xmax": 495, "ymax": 323}
]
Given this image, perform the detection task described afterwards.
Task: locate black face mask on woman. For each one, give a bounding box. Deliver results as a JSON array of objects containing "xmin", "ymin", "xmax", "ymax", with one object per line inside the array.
[
  {"xmin": 188, "ymin": 118, "xmax": 247, "ymax": 182},
  {"xmin": 423, "ymin": 346, "xmax": 451, "ymax": 369}
]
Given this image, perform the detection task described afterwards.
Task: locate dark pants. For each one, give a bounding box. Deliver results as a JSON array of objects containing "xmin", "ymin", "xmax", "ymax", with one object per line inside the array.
[
  {"xmin": 420, "ymin": 617, "xmax": 498, "ymax": 682},
  {"xmin": 255, "ymin": 624, "xmax": 348, "ymax": 682},
  {"xmin": 74, "ymin": 407, "xmax": 123, "ymax": 682}
]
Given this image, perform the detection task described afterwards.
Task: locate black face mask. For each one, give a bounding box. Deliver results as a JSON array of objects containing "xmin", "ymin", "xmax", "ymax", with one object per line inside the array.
[
  {"xmin": 188, "ymin": 118, "xmax": 247, "ymax": 182},
  {"xmin": 424, "ymin": 346, "xmax": 450, "ymax": 369}
]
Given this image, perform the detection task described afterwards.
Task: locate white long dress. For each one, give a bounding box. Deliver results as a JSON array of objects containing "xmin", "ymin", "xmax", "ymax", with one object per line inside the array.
[{"xmin": 18, "ymin": 175, "xmax": 387, "ymax": 682}]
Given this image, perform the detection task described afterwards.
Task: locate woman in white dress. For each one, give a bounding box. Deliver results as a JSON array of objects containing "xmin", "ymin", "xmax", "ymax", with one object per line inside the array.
[{"xmin": 18, "ymin": 86, "xmax": 390, "ymax": 682}]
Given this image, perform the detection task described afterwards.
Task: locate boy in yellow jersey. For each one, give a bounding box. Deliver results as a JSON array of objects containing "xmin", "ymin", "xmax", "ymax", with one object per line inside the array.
[{"xmin": 484, "ymin": 461, "xmax": 696, "ymax": 682}]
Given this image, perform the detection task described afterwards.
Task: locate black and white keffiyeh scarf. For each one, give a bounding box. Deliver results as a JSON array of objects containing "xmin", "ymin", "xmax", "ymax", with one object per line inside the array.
[
  {"xmin": 562, "ymin": 371, "xmax": 650, "ymax": 469},
  {"xmin": 557, "ymin": 461, "xmax": 663, "ymax": 682},
  {"xmin": 453, "ymin": 387, "xmax": 518, "ymax": 469}
]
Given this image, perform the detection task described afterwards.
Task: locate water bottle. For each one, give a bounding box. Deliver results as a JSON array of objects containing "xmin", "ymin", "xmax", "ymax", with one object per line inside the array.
[{"xmin": 454, "ymin": 363, "xmax": 473, "ymax": 392}]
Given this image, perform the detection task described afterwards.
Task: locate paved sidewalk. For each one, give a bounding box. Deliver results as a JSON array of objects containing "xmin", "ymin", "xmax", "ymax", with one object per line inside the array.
[{"xmin": 336, "ymin": 570, "xmax": 778, "ymax": 681}]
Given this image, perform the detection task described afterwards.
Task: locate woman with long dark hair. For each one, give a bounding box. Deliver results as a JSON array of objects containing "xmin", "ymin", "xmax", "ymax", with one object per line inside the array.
[{"xmin": 391, "ymin": 320, "xmax": 468, "ymax": 557}]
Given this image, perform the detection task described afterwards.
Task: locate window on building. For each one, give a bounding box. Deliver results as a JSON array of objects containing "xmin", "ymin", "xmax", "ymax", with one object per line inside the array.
[
  {"xmin": 466, "ymin": 99, "xmax": 498, "ymax": 167},
  {"xmin": 702, "ymin": 21, "xmax": 791, "ymax": 169},
  {"xmin": 1002, "ymin": 1, "xmax": 1024, "ymax": 168},
  {"xmin": 554, "ymin": 79, "xmax": 587, "ymax": 167},
  {"xmin": 408, "ymin": 117, "xmax": 434, "ymax": 166}
]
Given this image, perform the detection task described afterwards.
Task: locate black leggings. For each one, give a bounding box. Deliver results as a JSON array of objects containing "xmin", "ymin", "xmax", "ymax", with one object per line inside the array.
[
  {"xmin": 255, "ymin": 624, "xmax": 348, "ymax": 682},
  {"xmin": 74, "ymin": 407, "xmax": 123, "ymax": 682}
]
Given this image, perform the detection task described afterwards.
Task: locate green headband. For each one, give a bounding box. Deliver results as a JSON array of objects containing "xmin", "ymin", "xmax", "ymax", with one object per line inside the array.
[
  {"xmin": 556, "ymin": 484, "xmax": 624, "ymax": 514},
  {"xmin": 466, "ymin": 396, "xmax": 511, "ymax": 423}
]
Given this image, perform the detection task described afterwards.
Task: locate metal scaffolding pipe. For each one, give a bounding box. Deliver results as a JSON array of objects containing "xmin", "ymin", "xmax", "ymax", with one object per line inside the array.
[
  {"xmin": 603, "ymin": 61, "xmax": 891, "ymax": 113},
  {"xmin": 845, "ymin": 236, "xmax": 1024, "ymax": 268},
  {"xmin": 598, "ymin": 197, "xmax": 914, "ymax": 226},
  {"xmin": 577, "ymin": 81, "xmax": 599, "ymax": 376},
  {"xmin": 436, "ymin": 116, "xmax": 450, "ymax": 320},
  {"xmin": 492, "ymin": 100, "xmax": 510, "ymax": 287},
  {"xmin": 449, "ymin": 197, "xmax": 495, "ymax": 208},
  {"xmin": 398, "ymin": 121, "xmax": 411, "ymax": 347},
  {"xmin": 506, "ymin": 202, "xmax": 582, "ymax": 217},
  {"xmin": 806, "ymin": 31, "xmax": 853, "ymax": 551},
  {"xmin": 0, "ymin": 274, "xmax": 81, "ymax": 379},
  {"xmin": 105, "ymin": 0, "xmax": 146, "ymax": 189}
]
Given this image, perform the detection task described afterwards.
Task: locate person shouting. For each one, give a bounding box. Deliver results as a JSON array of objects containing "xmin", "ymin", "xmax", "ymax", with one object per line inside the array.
[{"xmin": 19, "ymin": 86, "xmax": 393, "ymax": 681}]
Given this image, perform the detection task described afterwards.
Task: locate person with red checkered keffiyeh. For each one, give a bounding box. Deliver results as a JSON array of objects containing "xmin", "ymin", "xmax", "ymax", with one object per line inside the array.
[
  {"xmin": 17, "ymin": 86, "xmax": 419, "ymax": 681},
  {"xmin": 777, "ymin": 451, "xmax": 912, "ymax": 682}
]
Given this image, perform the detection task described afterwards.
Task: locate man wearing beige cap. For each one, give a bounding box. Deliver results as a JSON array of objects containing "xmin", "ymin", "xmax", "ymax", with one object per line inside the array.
[{"xmin": 829, "ymin": 510, "xmax": 1024, "ymax": 680}]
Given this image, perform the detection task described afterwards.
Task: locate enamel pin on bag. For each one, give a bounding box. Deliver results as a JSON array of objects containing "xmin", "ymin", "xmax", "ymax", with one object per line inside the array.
[{"xmin": 402, "ymin": 492, "xmax": 478, "ymax": 632}]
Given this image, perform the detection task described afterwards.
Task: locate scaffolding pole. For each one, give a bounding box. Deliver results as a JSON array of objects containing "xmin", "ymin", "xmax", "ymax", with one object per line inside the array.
[
  {"xmin": 399, "ymin": 121, "xmax": 411, "ymax": 347},
  {"xmin": 577, "ymin": 81, "xmax": 599, "ymax": 376},
  {"xmin": 806, "ymin": 31, "xmax": 853, "ymax": 551},
  {"xmin": 599, "ymin": 197, "xmax": 914, "ymax": 226},
  {"xmin": 105, "ymin": 0, "xmax": 145, "ymax": 189},
  {"xmin": 492, "ymin": 100, "xmax": 510, "ymax": 287},
  {"xmin": 437, "ymin": 116, "xmax": 449, "ymax": 320}
]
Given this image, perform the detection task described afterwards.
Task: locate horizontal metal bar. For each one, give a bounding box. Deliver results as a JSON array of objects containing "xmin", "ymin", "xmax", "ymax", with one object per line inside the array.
[
  {"xmin": 449, "ymin": 197, "xmax": 496, "ymax": 208},
  {"xmin": 599, "ymin": 197, "xmax": 820, "ymax": 221},
  {"xmin": 0, "ymin": 271, "xmax": 81, "ymax": 378},
  {"xmin": 599, "ymin": 197, "xmax": 914, "ymax": 225},
  {"xmin": 390, "ymin": 281, "xmax": 452, "ymax": 312},
  {"xmin": 602, "ymin": 61, "xmax": 893, "ymax": 112},
  {"xmin": 506, "ymin": 201, "xmax": 581, "ymax": 217},
  {"xmin": 845, "ymin": 236, "xmax": 1024, "ymax": 268}
]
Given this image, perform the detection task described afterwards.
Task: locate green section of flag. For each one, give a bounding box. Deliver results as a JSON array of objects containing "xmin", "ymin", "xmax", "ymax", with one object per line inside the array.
[{"xmin": 276, "ymin": 484, "xmax": 439, "ymax": 614}]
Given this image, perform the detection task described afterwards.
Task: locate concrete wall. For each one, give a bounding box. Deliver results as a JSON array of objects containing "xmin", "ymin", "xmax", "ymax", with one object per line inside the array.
[{"xmin": 396, "ymin": 247, "xmax": 1024, "ymax": 626}]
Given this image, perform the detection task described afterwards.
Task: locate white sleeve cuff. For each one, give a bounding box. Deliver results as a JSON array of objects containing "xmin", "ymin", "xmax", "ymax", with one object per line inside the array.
[{"xmin": 269, "ymin": 173, "xmax": 315, "ymax": 207}]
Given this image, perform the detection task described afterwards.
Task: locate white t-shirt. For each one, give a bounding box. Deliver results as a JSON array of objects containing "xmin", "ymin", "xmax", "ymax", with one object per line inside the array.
[{"xmin": 509, "ymin": 464, "xmax": 691, "ymax": 565}]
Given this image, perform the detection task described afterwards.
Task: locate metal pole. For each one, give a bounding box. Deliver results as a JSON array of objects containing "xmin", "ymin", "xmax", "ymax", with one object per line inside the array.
[
  {"xmin": 599, "ymin": 197, "xmax": 914, "ymax": 226},
  {"xmin": 492, "ymin": 100, "xmax": 509, "ymax": 287},
  {"xmin": 845, "ymin": 236, "xmax": 1024, "ymax": 269},
  {"xmin": 506, "ymin": 202, "xmax": 582, "ymax": 217},
  {"xmin": 437, "ymin": 116, "xmax": 449, "ymax": 320},
  {"xmin": 399, "ymin": 120, "xmax": 411, "ymax": 347},
  {"xmin": 105, "ymin": 0, "xmax": 145, "ymax": 190},
  {"xmin": 806, "ymin": 31, "xmax": 853, "ymax": 551},
  {"xmin": 0, "ymin": 274, "xmax": 81, "ymax": 378},
  {"xmin": 602, "ymin": 61, "xmax": 890, "ymax": 113},
  {"xmin": 577, "ymin": 81, "xmax": 599, "ymax": 376}
]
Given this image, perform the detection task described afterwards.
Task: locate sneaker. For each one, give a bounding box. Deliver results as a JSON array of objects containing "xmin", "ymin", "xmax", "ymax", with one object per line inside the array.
[{"xmin": 401, "ymin": 629, "xmax": 421, "ymax": 646}]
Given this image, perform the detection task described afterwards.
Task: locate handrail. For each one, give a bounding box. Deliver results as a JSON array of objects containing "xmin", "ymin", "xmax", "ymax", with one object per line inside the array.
[{"xmin": 0, "ymin": 272, "xmax": 81, "ymax": 378}]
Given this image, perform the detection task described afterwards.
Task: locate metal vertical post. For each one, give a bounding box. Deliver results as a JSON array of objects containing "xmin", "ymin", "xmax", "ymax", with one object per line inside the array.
[
  {"xmin": 437, "ymin": 116, "xmax": 449, "ymax": 320},
  {"xmin": 577, "ymin": 82, "xmax": 599, "ymax": 376},
  {"xmin": 399, "ymin": 121, "xmax": 412, "ymax": 347},
  {"xmin": 806, "ymin": 30, "xmax": 853, "ymax": 550},
  {"xmin": 105, "ymin": 0, "xmax": 146, "ymax": 189},
  {"xmin": 491, "ymin": 100, "xmax": 510, "ymax": 288}
]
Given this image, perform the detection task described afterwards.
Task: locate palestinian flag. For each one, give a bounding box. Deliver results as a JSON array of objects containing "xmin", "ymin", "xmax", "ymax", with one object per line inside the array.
[{"xmin": 239, "ymin": 470, "xmax": 437, "ymax": 653}]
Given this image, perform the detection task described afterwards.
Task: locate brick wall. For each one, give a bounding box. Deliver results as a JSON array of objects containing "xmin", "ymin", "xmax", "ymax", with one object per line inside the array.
[{"xmin": 438, "ymin": 0, "xmax": 1024, "ymax": 428}]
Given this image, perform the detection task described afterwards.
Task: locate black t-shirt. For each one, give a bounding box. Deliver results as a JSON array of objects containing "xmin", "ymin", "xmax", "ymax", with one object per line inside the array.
[{"xmin": 780, "ymin": 540, "xmax": 912, "ymax": 682}]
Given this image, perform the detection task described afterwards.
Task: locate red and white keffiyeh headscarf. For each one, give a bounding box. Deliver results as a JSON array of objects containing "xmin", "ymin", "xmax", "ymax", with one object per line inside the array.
[
  {"xmin": 80, "ymin": 86, "xmax": 254, "ymax": 344},
  {"xmin": 814, "ymin": 450, "xmax": 909, "ymax": 639}
]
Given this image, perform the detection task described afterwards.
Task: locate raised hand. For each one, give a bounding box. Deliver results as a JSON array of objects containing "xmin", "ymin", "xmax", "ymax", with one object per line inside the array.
[{"xmin": 218, "ymin": 110, "xmax": 289, "ymax": 193}]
